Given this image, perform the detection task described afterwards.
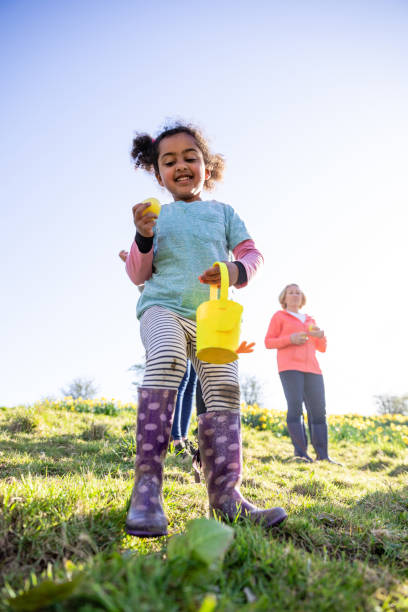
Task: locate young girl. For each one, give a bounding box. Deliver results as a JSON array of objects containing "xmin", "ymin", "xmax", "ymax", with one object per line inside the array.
[{"xmin": 123, "ymin": 122, "xmax": 287, "ymax": 537}]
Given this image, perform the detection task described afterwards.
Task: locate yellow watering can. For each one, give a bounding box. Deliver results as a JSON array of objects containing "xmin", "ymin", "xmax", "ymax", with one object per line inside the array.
[{"xmin": 196, "ymin": 262, "xmax": 243, "ymax": 364}]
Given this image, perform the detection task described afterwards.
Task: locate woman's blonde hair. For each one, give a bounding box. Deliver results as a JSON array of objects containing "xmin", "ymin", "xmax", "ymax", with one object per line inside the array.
[{"xmin": 279, "ymin": 283, "xmax": 306, "ymax": 309}]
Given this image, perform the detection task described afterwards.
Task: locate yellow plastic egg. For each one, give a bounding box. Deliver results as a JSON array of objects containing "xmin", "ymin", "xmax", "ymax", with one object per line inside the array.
[{"xmin": 141, "ymin": 197, "xmax": 161, "ymax": 217}]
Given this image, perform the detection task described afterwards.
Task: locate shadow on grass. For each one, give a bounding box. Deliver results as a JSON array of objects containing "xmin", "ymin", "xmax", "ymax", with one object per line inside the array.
[
  {"xmin": 3, "ymin": 479, "xmax": 408, "ymax": 600},
  {"xmin": 359, "ymin": 459, "xmax": 391, "ymax": 471},
  {"xmin": 0, "ymin": 500, "xmax": 137, "ymax": 590},
  {"xmin": 2, "ymin": 486, "xmax": 202, "ymax": 592},
  {"xmin": 0, "ymin": 434, "xmax": 133, "ymax": 478},
  {"xmin": 388, "ymin": 464, "xmax": 408, "ymax": 477},
  {"xmin": 291, "ymin": 480, "xmax": 327, "ymax": 497},
  {"xmin": 276, "ymin": 484, "xmax": 408, "ymax": 571},
  {"xmin": 259, "ymin": 452, "xmax": 293, "ymax": 463}
]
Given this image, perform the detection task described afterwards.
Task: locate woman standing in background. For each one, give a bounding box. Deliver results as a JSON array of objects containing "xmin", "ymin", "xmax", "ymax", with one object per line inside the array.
[{"xmin": 265, "ymin": 283, "xmax": 338, "ymax": 463}]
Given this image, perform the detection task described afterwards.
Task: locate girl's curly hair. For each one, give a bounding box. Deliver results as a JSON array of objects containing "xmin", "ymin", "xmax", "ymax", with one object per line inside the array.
[{"xmin": 131, "ymin": 122, "xmax": 225, "ymax": 190}]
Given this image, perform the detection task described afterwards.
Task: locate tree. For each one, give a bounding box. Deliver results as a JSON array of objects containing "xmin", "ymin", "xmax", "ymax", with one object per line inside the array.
[
  {"xmin": 129, "ymin": 361, "xmax": 264, "ymax": 406},
  {"xmin": 375, "ymin": 393, "xmax": 408, "ymax": 415},
  {"xmin": 129, "ymin": 359, "xmax": 146, "ymax": 393},
  {"xmin": 61, "ymin": 377, "xmax": 98, "ymax": 400},
  {"xmin": 240, "ymin": 374, "xmax": 263, "ymax": 406}
]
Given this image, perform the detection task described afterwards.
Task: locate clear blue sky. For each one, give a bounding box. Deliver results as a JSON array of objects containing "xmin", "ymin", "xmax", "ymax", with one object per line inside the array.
[{"xmin": 1, "ymin": 0, "xmax": 407, "ymax": 414}]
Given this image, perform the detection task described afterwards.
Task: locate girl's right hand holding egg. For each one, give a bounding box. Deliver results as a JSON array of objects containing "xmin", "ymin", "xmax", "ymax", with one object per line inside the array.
[{"xmin": 132, "ymin": 202, "xmax": 159, "ymax": 238}]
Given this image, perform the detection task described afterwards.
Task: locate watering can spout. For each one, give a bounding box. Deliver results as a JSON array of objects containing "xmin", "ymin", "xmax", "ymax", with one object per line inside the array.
[{"xmin": 196, "ymin": 262, "xmax": 243, "ymax": 364}]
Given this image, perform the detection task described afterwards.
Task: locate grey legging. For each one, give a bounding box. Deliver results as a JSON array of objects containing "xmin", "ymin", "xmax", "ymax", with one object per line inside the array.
[{"xmin": 279, "ymin": 370, "xmax": 326, "ymax": 425}]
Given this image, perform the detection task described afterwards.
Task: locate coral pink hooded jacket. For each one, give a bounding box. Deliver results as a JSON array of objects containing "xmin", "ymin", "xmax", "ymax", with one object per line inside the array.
[{"xmin": 264, "ymin": 310, "xmax": 327, "ymax": 374}]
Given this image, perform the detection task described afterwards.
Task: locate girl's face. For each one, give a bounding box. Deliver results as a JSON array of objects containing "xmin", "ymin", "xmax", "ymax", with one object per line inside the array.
[
  {"xmin": 155, "ymin": 132, "xmax": 210, "ymax": 202},
  {"xmin": 285, "ymin": 285, "xmax": 303, "ymax": 310}
]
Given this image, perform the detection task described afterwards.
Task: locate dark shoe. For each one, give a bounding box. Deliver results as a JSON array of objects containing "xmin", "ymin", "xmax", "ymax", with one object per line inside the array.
[
  {"xmin": 286, "ymin": 455, "xmax": 313, "ymax": 464},
  {"xmin": 287, "ymin": 421, "xmax": 313, "ymax": 462},
  {"xmin": 198, "ymin": 411, "xmax": 287, "ymax": 528},
  {"xmin": 317, "ymin": 457, "xmax": 342, "ymax": 465},
  {"xmin": 170, "ymin": 439, "xmax": 185, "ymax": 453},
  {"xmin": 311, "ymin": 422, "xmax": 342, "ymax": 465},
  {"xmin": 184, "ymin": 438, "xmax": 198, "ymax": 455},
  {"xmin": 126, "ymin": 388, "xmax": 177, "ymax": 538},
  {"xmin": 170, "ymin": 440, "xmax": 192, "ymax": 463}
]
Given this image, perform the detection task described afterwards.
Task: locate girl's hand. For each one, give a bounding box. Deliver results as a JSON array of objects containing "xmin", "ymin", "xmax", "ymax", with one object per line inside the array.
[
  {"xmin": 132, "ymin": 202, "xmax": 159, "ymax": 238},
  {"xmin": 119, "ymin": 250, "xmax": 128, "ymax": 262},
  {"xmin": 308, "ymin": 326, "xmax": 324, "ymax": 338},
  {"xmin": 199, "ymin": 262, "xmax": 239, "ymax": 286},
  {"xmin": 290, "ymin": 332, "xmax": 308, "ymax": 345}
]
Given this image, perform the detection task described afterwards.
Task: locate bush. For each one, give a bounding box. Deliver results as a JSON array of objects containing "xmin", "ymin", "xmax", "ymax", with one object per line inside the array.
[
  {"xmin": 81, "ymin": 422, "xmax": 110, "ymax": 440},
  {"xmin": 7, "ymin": 410, "xmax": 37, "ymax": 433},
  {"xmin": 375, "ymin": 393, "xmax": 408, "ymax": 415},
  {"xmin": 45, "ymin": 397, "xmax": 137, "ymax": 416},
  {"xmin": 241, "ymin": 405, "xmax": 408, "ymax": 447}
]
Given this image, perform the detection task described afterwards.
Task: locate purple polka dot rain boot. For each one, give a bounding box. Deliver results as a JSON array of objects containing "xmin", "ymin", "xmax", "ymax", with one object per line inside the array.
[
  {"xmin": 126, "ymin": 387, "xmax": 177, "ymax": 538},
  {"xmin": 198, "ymin": 410, "xmax": 287, "ymax": 529}
]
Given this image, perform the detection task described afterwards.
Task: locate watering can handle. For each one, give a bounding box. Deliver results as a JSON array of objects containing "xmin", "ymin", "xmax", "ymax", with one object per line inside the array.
[{"xmin": 209, "ymin": 261, "xmax": 229, "ymax": 301}]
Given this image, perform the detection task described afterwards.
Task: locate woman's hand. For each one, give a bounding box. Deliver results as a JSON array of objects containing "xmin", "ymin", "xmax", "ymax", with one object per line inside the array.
[
  {"xmin": 290, "ymin": 332, "xmax": 308, "ymax": 345},
  {"xmin": 119, "ymin": 250, "xmax": 128, "ymax": 262},
  {"xmin": 199, "ymin": 262, "xmax": 239, "ymax": 286},
  {"xmin": 308, "ymin": 325, "xmax": 324, "ymax": 338},
  {"xmin": 132, "ymin": 202, "xmax": 159, "ymax": 238}
]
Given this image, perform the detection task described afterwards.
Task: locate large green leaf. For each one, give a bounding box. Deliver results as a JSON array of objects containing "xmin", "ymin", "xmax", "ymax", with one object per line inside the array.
[
  {"xmin": 168, "ymin": 518, "xmax": 234, "ymax": 569},
  {"xmin": 167, "ymin": 532, "xmax": 190, "ymax": 560},
  {"xmin": 188, "ymin": 518, "xmax": 234, "ymax": 568}
]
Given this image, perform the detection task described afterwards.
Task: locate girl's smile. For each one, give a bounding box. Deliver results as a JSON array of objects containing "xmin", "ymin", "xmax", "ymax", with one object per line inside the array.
[{"xmin": 156, "ymin": 132, "xmax": 210, "ymax": 202}]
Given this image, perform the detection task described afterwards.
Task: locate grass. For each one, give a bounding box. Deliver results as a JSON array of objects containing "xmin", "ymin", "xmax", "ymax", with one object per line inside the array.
[{"xmin": 0, "ymin": 402, "xmax": 408, "ymax": 611}]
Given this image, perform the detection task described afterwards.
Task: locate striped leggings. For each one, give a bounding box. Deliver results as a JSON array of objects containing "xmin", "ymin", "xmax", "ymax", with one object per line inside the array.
[{"xmin": 140, "ymin": 306, "xmax": 240, "ymax": 413}]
